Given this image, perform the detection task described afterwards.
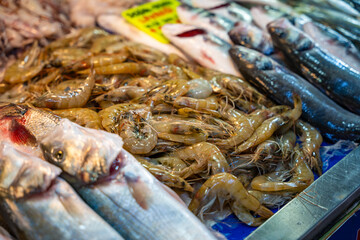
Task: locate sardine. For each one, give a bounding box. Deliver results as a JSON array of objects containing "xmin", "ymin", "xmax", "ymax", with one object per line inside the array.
[
  {"xmin": 268, "ymin": 18, "xmax": 360, "ymax": 115},
  {"xmin": 162, "ymin": 23, "xmax": 241, "ymax": 76},
  {"xmin": 96, "ymin": 14, "xmax": 189, "ymax": 60},
  {"xmin": 40, "ymin": 119, "xmax": 218, "ymax": 240},
  {"xmin": 177, "ymin": 4, "xmax": 234, "ymax": 43},
  {"xmin": 229, "ymin": 45, "xmax": 360, "ymax": 142},
  {"xmin": 229, "ymin": 21, "xmax": 274, "ymax": 55},
  {"xmin": 0, "ymin": 141, "xmax": 123, "ymax": 240}
]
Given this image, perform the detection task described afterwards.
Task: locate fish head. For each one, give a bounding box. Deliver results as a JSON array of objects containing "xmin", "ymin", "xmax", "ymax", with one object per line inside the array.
[
  {"xmin": 40, "ymin": 119, "xmax": 124, "ymax": 184},
  {"xmin": 267, "ymin": 18, "xmax": 314, "ymax": 52},
  {"xmin": 229, "ymin": 46, "xmax": 274, "ymax": 72},
  {"xmin": 229, "ymin": 22, "xmax": 253, "ymax": 45},
  {"xmin": 0, "ymin": 141, "xmax": 61, "ymax": 199}
]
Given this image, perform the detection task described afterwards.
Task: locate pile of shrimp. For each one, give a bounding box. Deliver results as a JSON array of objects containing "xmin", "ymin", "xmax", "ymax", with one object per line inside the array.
[
  {"xmin": 0, "ymin": 27, "xmax": 323, "ymax": 227},
  {"xmin": 0, "ymin": 0, "xmax": 71, "ymax": 81}
]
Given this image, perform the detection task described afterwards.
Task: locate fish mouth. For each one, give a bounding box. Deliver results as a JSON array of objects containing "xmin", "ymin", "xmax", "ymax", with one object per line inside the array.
[{"xmin": 93, "ymin": 151, "xmax": 126, "ymax": 184}]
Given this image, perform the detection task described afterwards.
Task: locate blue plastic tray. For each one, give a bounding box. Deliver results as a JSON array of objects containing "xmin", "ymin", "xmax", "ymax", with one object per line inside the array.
[{"xmin": 212, "ymin": 141, "xmax": 358, "ymax": 240}]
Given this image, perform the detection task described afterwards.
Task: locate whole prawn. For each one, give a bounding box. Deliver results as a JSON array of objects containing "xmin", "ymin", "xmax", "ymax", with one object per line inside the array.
[
  {"xmin": 170, "ymin": 142, "xmax": 230, "ymax": 179},
  {"xmin": 189, "ymin": 173, "xmax": 273, "ymax": 226},
  {"xmin": 33, "ymin": 72, "xmax": 95, "ymax": 109},
  {"xmin": 296, "ymin": 120, "xmax": 323, "ymax": 175}
]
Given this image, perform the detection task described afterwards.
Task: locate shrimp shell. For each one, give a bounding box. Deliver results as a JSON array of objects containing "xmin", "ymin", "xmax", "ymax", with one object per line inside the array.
[{"xmin": 32, "ymin": 73, "xmax": 95, "ymax": 109}]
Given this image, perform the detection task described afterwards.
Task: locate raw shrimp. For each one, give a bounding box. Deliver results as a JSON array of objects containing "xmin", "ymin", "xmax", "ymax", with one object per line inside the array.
[
  {"xmin": 151, "ymin": 156, "xmax": 187, "ymax": 172},
  {"xmin": 173, "ymin": 96, "xmax": 219, "ymax": 111},
  {"xmin": 52, "ymin": 108, "xmax": 102, "ymax": 129},
  {"xmin": 277, "ymin": 130, "xmax": 296, "ymax": 160},
  {"xmin": 208, "ymin": 73, "xmax": 272, "ymax": 107},
  {"xmin": 32, "ymin": 72, "xmax": 95, "ymax": 109},
  {"xmin": 94, "ymin": 86, "xmax": 146, "ymax": 103},
  {"xmin": 186, "ymin": 79, "xmax": 213, "ymax": 99},
  {"xmin": 216, "ymin": 108, "xmax": 270, "ymax": 148},
  {"xmin": 171, "ymin": 142, "xmax": 230, "ymax": 179},
  {"xmin": 28, "ymin": 69, "xmax": 62, "ymax": 93},
  {"xmin": 106, "ymin": 41, "xmax": 168, "ymax": 63},
  {"xmin": 145, "ymin": 139, "xmax": 183, "ymax": 156},
  {"xmin": 4, "ymin": 42, "xmax": 44, "ymax": 85},
  {"xmin": 136, "ymin": 157, "xmax": 193, "ymax": 192},
  {"xmin": 296, "ymin": 120, "xmax": 323, "ymax": 174},
  {"xmin": 4, "ymin": 61, "xmax": 44, "ymax": 85},
  {"xmin": 72, "ymin": 52, "xmax": 129, "ymax": 71},
  {"xmin": 98, "ymin": 104, "xmax": 157, "ymax": 154},
  {"xmin": 234, "ymin": 97, "xmax": 302, "ymax": 154},
  {"xmin": 251, "ymin": 146, "xmax": 314, "ymax": 192},
  {"xmin": 78, "ymin": 62, "xmax": 154, "ymax": 76},
  {"xmin": 125, "ymin": 76, "xmax": 162, "ymax": 89},
  {"xmin": 248, "ymin": 190, "xmax": 294, "ymax": 208},
  {"xmin": 189, "ymin": 173, "xmax": 273, "ymax": 226},
  {"xmin": 90, "ymin": 35, "xmax": 125, "ymax": 53},
  {"xmin": 0, "ymin": 82, "xmax": 31, "ymax": 103},
  {"xmin": 51, "ymin": 47, "xmax": 90, "ymax": 66},
  {"xmin": 148, "ymin": 79, "xmax": 189, "ymax": 103},
  {"xmin": 99, "ymin": 103, "xmax": 150, "ymax": 131},
  {"xmin": 150, "ymin": 120, "xmax": 208, "ymax": 145},
  {"xmin": 252, "ymin": 137, "xmax": 280, "ymax": 162}
]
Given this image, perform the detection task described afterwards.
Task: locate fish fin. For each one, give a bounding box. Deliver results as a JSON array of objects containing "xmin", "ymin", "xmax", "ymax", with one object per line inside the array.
[
  {"xmin": 9, "ymin": 119, "xmax": 37, "ymax": 146},
  {"xmin": 124, "ymin": 172, "xmax": 150, "ymax": 210}
]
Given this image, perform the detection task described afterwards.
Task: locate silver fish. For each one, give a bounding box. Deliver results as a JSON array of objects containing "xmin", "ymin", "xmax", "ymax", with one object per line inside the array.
[
  {"xmin": 40, "ymin": 119, "xmax": 218, "ymax": 240},
  {"xmin": 162, "ymin": 23, "xmax": 241, "ymax": 77},
  {"xmin": 0, "ymin": 141, "xmax": 123, "ymax": 240}
]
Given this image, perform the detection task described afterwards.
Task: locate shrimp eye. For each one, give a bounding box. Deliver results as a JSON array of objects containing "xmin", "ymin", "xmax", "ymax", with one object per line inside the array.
[{"xmin": 53, "ymin": 150, "xmax": 65, "ymax": 163}]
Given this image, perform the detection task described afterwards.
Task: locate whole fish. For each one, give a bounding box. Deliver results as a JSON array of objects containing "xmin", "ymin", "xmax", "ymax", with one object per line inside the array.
[
  {"xmin": 40, "ymin": 119, "xmax": 218, "ymax": 240},
  {"xmin": 96, "ymin": 14, "xmax": 189, "ymax": 60},
  {"xmin": 250, "ymin": 6, "xmax": 286, "ymax": 30},
  {"xmin": 229, "ymin": 21, "xmax": 274, "ymax": 55},
  {"xmin": 0, "ymin": 141, "xmax": 123, "ymax": 240},
  {"xmin": 268, "ymin": 18, "xmax": 360, "ymax": 115},
  {"xmin": 162, "ymin": 23, "xmax": 241, "ymax": 76},
  {"xmin": 295, "ymin": 4, "xmax": 360, "ymax": 47},
  {"xmin": 229, "ymin": 45, "xmax": 360, "ymax": 142},
  {"xmin": 177, "ymin": 4, "xmax": 234, "ymax": 43}
]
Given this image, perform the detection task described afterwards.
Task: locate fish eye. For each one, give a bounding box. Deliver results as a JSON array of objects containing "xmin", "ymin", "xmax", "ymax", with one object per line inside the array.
[{"xmin": 53, "ymin": 150, "xmax": 65, "ymax": 163}]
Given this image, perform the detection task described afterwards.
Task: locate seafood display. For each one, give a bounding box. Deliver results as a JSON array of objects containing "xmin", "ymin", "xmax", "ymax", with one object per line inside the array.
[
  {"xmin": 0, "ymin": 26, "xmax": 323, "ymax": 230},
  {"xmin": 0, "ymin": 0, "xmax": 360, "ymax": 238}
]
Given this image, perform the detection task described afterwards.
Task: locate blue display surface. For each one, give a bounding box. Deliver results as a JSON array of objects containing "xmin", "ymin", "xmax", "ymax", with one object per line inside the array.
[{"xmin": 212, "ymin": 140, "xmax": 358, "ymax": 240}]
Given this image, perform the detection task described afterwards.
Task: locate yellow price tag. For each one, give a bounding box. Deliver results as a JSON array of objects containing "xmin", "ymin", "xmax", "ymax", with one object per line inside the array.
[{"xmin": 122, "ymin": 0, "xmax": 181, "ymax": 43}]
